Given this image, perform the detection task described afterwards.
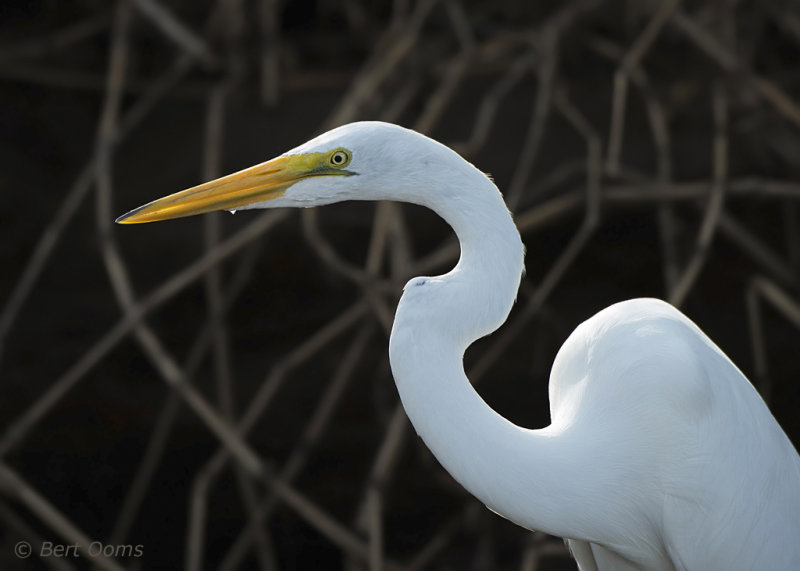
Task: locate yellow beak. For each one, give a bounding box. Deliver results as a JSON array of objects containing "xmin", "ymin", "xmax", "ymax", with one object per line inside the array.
[{"xmin": 116, "ymin": 152, "xmax": 351, "ymax": 224}]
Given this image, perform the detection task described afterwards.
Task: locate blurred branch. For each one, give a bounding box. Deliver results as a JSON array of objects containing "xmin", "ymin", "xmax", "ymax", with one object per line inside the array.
[
  {"xmin": 607, "ymin": 0, "xmax": 682, "ymax": 176},
  {"xmin": 0, "ymin": 52, "xmax": 195, "ymax": 366},
  {"xmin": 0, "ymin": 500, "xmax": 75, "ymax": 571},
  {"xmin": 0, "ymin": 11, "xmax": 110, "ymax": 64},
  {"xmin": 506, "ymin": 0, "xmax": 601, "ymax": 210},
  {"xmin": 670, "ymin": 8, "xmax": 800, "ymax": 128},
  {"xmin": 131, "ymin": 0, "xmax": 218, "ymax": 67},
  {"xmin": 747, "ymin": 277, "xmax": 800, "ymax": 401},
  {"xmin": 0, "ymin": 464, "xmax": 125, "ymax": 571},
  {"xmin": 668, "ymin": 81, "xmax": 728, "ymax": 307},
  {"xmin": 258, "ymin": 0, "xmax": 280, "ymax": 105},
  {"xmin": 0, "ymin": 208, "xmax": 289, "ymax": 457},
  {"xmin": 324, "ymin": 0, "xmax": 439, "ymax": 128},
  {"xmin": 218, "ymin": 324, "xmax": 374, "ymax": 571}
]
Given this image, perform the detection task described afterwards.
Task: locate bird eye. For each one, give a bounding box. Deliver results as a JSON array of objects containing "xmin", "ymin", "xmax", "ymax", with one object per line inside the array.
[{"xmin": 329, "ymin": 149, "xmax": 351, "ymax": 168}]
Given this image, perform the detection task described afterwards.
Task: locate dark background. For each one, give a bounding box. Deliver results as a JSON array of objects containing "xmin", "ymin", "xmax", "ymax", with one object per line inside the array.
[{"xmin": 1, "ymin": 0, "xmax": 799, "ymax": 569}]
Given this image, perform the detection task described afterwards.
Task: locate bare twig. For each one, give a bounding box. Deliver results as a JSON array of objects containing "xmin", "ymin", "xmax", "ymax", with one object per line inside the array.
[
  {"xmin": 669, "ymin": 81, "xmax": 728, "ymax": 307},
  {"xmin": 607, "ymin": 0, "xmax": 683, "ymax": 175},
  {"xmin": 746, "ymin": 276, "xmax": 800, "ymax": 401},
  {"xmin": 258, "ymin": 0, "xmax": 280, "ymax": 105},
  {"xmin": 0, "ymin": 11, "xmax": 110, "ymax": 64},
  {"xmin": 0, "ymin": 209, "xmax": 289, "ymax": 457},
  {"xmin": 131, "ymin": 0, "xmax": 218, "ymax": 66},
  {"xmin": 0, "ymin": 51, "xmax": 196, "ymax": 366},
  {"xmin": 217, "ymin": 324, "xmax": 373, "ymax": 570},
  {"xmin": 670, "ymin": 9, "xmax": 800, "ymax": 128},
  {"xmin": 0, "ymin": 500, "xmax": 75, "ymax": 571},
  {"xmin": 0, "ymin": 464, "xmax": 125, "ymax": 571}
]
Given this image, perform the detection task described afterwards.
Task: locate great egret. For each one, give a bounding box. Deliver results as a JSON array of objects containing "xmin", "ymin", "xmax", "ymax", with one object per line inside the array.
[{"xmin": 118, "ymin": 121, "xmax": 800, "ymax": 570}]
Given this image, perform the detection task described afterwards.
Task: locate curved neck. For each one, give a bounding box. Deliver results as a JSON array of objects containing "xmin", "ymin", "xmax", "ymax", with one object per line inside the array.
[{"xmin": 389, "ymin": 172, "xmax": 590, "ymax": 538}]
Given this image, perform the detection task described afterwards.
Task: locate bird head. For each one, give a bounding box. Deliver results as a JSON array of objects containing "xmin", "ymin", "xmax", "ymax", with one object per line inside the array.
[{"xmin": 115, "ymin": 121, "xmax": 453, "ymax": 224}]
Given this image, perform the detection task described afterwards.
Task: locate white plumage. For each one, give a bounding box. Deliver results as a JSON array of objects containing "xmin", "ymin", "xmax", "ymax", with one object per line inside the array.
[{"xmin": 119, "ymin": 121, "xmax": 800, "ymax": 570}]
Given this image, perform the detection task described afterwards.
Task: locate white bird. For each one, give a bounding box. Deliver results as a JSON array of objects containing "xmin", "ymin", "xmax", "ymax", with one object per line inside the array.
[{"xmin": 118, "ymin": 121, "xmax": 800, "ymax": 570}]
